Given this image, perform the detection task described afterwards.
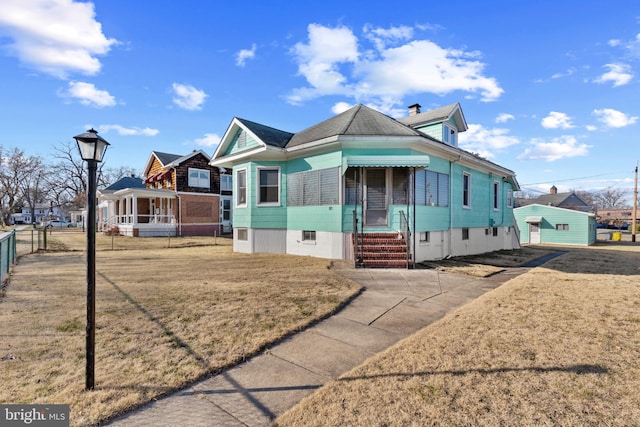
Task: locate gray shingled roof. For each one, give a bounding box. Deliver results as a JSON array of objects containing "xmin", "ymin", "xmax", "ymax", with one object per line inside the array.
[
  {"xmin": 287, "ymin": 104, "xmax": 422, "ymax": 148},
  {"xmin": 398, "ymin": 102, "xmax": 460, "ymax": 127},
  {"xmin": 517, "ymin": 192, "xmax": 590, "ymax": 209},
  {"xmin": 152, "ymin": 151, "xmax": 182, "ymax": 166},
  {"xmin": 105, "ymin": 176, "xmax": 145, "ymax": 191},
  {"xmin": 237, "ymin": 118, "xmax": 293, "ymax": 148}
]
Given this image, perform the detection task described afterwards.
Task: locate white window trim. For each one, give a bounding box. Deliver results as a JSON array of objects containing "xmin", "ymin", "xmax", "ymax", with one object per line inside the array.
[
  {"xmin": 302, "ymin": 230, "xmax": 317, "ymax": 245},
  {"xmin": 257, "ymin": 166, "xmax": 281, "ymax": 206},
  {"xmin": 507, "ymin": 190, "xmax": 513, "ymax": 208},
  {"xmin": 493, "ymin": 180, "xmax": 500, "ymax": 211},
  {"xmin": 236, "ymin": 168, "xmax": 248, "ymax": 208},
  {"xmin": 221, "ymin": 175, "xmax": 233, "ymax": 192},
  {"xmin": 462, "ymin": 172, "xmax": 471, "ymax": 209},
  {"xmin": 443, "ymin": 123, "xmax": 457, "ymax": 146},
  {"xmin": 188, "ymin": 167, "xmax": 210, "ymax": 189}
]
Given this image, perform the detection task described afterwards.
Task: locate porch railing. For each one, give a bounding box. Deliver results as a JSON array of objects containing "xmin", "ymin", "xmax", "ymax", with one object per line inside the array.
[
  {"xmin": 352, "ymin": 209, "xmax": 363, "ymax": 268},
  {"xmin": 113, "ymin": 214, "xmax": 176, "ymax": 225},
  {"xmin": 102, "ymin": 214, "xmax": 176, "ymax": 231},
  {"xmin": 399, "ymin": 210, "xmax": 412, "ymax": 268}
]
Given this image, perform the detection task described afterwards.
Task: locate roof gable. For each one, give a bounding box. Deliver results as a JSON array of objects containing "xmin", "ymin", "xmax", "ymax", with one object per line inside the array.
[
  {"xmin": 143, "ymin": 150, "xmax": 211, "ymax": 176},
  {"xmin": 399, "ymin": 102, "xmax": 468, "ymax": 132},
  {"xmin": 237, "ymin": 118, "xmax": 293, "ymax": 148},
  {"xmin": 287, "ymin": 104, "xmax": 422, "ymax": 148}
]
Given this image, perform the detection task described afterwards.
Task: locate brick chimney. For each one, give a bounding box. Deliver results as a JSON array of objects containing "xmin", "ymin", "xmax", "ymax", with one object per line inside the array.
[
  {"xmin": 408, "ymin": 103, "xmax": 421, "ymax": 116},
  {"xmin": 550, "ymin": 185, "xmax": 557, "ymax": 195}
]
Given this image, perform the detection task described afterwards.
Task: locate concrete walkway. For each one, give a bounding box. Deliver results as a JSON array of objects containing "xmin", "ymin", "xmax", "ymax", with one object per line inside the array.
[{"xmin": 104, "ymin": 264, "xmax": 527, "ymax": 427}]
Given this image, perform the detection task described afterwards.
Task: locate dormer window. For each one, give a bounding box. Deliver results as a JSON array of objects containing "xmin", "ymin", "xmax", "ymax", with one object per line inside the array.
[{"xmin": 443, "ymin": 124, "xmax": 457, "ymax": 147}]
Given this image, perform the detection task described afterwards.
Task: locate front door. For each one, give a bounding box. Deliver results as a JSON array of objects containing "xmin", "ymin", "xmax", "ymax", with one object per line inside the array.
[
  {"xmin": 529, "ymin": 223, "xmax": 541, "ymax": 244},
  {"xmin": 365, "ymin": 168, "xmax": 388, "ymax": 226}
]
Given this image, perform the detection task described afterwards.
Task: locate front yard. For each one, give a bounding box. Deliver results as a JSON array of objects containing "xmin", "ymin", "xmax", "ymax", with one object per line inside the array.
[{"xmin": 0, "ymin": 231, "xmax": 361, "ymax": 426}]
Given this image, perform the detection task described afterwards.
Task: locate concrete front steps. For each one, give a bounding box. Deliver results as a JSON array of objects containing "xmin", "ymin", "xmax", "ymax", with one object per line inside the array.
[{"xmin": 354, "ymin": 232, "xmax": 412, "ymax": 268}]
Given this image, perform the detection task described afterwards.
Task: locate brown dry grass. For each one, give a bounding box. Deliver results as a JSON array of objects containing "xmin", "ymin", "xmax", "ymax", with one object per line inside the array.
[
  {"xmin": 0, "ymin": 230, "xmax": 361, "ymax": 426},
  {"xmin": 276, "ymin": 241, "xmax": 640, "ymax": 426}
]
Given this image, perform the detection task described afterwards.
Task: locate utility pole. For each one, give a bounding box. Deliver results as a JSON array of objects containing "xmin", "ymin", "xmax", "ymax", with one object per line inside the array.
[{"xmin": 633, "ymin": 163, "xmax": 638, "ymax": 243}]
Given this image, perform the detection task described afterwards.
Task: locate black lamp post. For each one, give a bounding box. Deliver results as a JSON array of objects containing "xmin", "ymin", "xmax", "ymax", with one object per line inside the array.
[{"xmin": 73, "ymin": 128, "xmax": 110, "ymax": 391}]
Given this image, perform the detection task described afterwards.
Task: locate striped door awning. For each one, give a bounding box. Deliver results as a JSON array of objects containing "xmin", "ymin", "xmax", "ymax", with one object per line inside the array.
[{"xmin": 342, "ymin": 155, "xmax": 430, "ymax": 173}]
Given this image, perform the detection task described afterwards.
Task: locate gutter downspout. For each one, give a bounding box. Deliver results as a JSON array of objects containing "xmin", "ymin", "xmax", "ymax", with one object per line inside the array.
[{"xmin": 448, "ymin": 154, "xmax": 462, "ymax": 258}]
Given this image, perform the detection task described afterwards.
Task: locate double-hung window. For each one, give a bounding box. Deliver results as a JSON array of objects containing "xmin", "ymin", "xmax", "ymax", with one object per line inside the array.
[
  {"xmin": 258, "ymin": 167, "xmax": 280, "ymax": 205},
  {"xmin": 462, "ymin": 172, "xmax": 471, "ymax": 208},
  {"xmin": 236, "ymin": 169, "xmax": 247, "ymax": 207},
  {"xmin": 221, "ymin": 175, "xmax": 233, "ymax": 192},
  {"xmin": 443, "ymin": 124, "xmax": 457, "ymax": 146},
  {"xmin": 188, "ymin": 168, "xmax": 210, "ymax": 189}
]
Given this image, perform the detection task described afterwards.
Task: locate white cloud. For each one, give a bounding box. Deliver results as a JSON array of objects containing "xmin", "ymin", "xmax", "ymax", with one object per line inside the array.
[
  {"xmin": 60, "ymin": 81, "xmax": 116, "ymax": 107},
  {"xmin": 585, "ymin": 124, "xmax": 598, "ymax": 131},
  {"xmin": 331, "ymin": 102, "xmax": 353, "ymax": 114},
  {"xmin": 551, "ymin": 67, "xmax": 576, "ymax": 79},
  {"xmin": 592, "ymin": 108, "xmax": 639, "ymax": 128},
  {"xmin": 517, "ymin": 135, "xmax": 591, "ymax": 162},
  {"xmin": 194, "ymin": 133, "xmax": 221, "ymax": 147},
  {"xmin": 287, "ymin": 24, "xmax": 359, "ymax": 104},
  {"xmin": 541, "ymin": 111, "xmax": 574, "ymax": 129},
  {"xmin": 495, "ymin": 113, "xmax": 515, "ymax": 123},
  {"xmin": 363, "ymin": 24, "xmax": 414, "ymax": 51},
  {"xmin": 593, "ymin": 63, "xmax": 633, "ymax": 86},
  {"xmin": 98, "ymin": 124, "xmax": 159, "ymax": 136},
  {"xmin": 236, "ymin": 44, "xmax": 257, "ymax": 67},
  {"xmin": 172, "ymin": 83, "xmax": 207, "ymax": 110},
  {"xmin": 0, "ymin": 0, "xmax": 117, "ymax": 78},
  {"xmin": 458, "ymin": 124, "xmax": 520, "ymax": 159},
  {"xmin": 287, "ymin": 24, "xmax": 503, "ymax": 111}
]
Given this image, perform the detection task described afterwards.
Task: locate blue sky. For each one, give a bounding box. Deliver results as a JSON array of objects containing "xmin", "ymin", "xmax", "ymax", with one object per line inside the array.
[{"xmin": 1, "ymin": 0, "xmax": 638, "ymax": 202}]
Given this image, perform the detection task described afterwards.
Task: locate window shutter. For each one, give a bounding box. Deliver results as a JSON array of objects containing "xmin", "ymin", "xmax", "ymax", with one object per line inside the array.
[
  {"xmin": 320, "ymin": 167, "xmax": 339, "ymax": 205},
  {"xmin": 438, "ymin": 173, "xmax": 449, "ymax": 207},
  {"xmin": 287, "ymin": 173, "xmax": 302, "ymax": 206},
  {"xmin": 303, "ymin": 170, "xmax": 319, "ymax": 206}
]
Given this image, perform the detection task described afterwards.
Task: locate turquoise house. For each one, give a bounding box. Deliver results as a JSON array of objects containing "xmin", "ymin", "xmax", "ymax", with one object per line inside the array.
[
  {"xmin": 514, "ymin": 204, "xmax": 597, "ymax": 246},
  {"xmin": 211, "ymin": 103, "xmax": 521, "ymax": 267}
]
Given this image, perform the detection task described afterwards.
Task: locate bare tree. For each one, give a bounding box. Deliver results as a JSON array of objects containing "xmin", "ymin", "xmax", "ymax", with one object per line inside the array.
[
  {"xmin": 0, "ymin": 147, "xmax": 46, "ymax": 225},
  {"xmin": 48, "ymin": 141, "xmax": 137, "ymax": 209},
  {"xmin": 593, "ymin": 188, "xmax": 630, "ymax": 209}
]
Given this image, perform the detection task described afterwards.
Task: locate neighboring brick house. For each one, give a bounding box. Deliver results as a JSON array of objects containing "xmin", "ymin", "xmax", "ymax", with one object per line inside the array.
[
  {"xmin": 596, "ymin": 208, "xmax": 634, "ymax": 227},
  {"xmin": 97, "ymin": 150, "xmax": 232, "ymax": 237}
]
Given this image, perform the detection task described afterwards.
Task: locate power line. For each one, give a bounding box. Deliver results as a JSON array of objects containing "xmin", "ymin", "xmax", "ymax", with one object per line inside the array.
[{"xmin": 520, "ymin": 171, "xmax": 628, "ymax": 187}]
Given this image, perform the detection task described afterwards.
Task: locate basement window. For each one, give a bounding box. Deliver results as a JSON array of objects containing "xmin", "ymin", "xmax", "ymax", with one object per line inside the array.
[
  {"xmin": 462, "ymin": 228, "xmax": 469, "ymax": 240},
  {"xmin": 493, "ymin": 227, "xmax": 498, "ymax": 237},
  {"xmin": 419, "ymin": 231, "xmax": 430, "ymax": 243},
  {"xmin": 302, "ymin": 230, "xmax": 316, "ymax": 242},
  {"xmin": 237, "ymin": 228, "xmax": 248, "ymax": 241}
]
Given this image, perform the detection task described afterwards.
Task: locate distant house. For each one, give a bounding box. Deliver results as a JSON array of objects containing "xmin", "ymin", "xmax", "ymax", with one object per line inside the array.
[
  {"xmin": 596, "ymin": 208, "xmax": 635, "ymax": 228},
  {"xmin": 12, "ymin": 204, "xmax": 67, "ymax": 225},
  {"xmin": 514, "ymin": 204, "xmax": 597, "ymax": 246},
  {"xmin": 516, "ymin": 186, "xmax": 592, "ymax": 212},
  {"xmin": 97, "ymin": 151, "xmax": 232, "ymax": 237},
  {"xmin": 211, "ymin": 102, "xmax": 521, "ymax": 268}
]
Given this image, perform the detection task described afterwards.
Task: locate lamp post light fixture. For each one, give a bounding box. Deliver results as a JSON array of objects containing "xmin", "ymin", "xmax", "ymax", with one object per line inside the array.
[{"xmin": 73, "ymin": 128, "xmax": 110, "ymax": 391}]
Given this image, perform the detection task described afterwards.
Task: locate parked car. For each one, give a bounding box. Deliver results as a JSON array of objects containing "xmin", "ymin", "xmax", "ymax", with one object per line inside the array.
[{"xmin": 46, "ymin": 220, "xmax": 74, "ymax": 228}]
